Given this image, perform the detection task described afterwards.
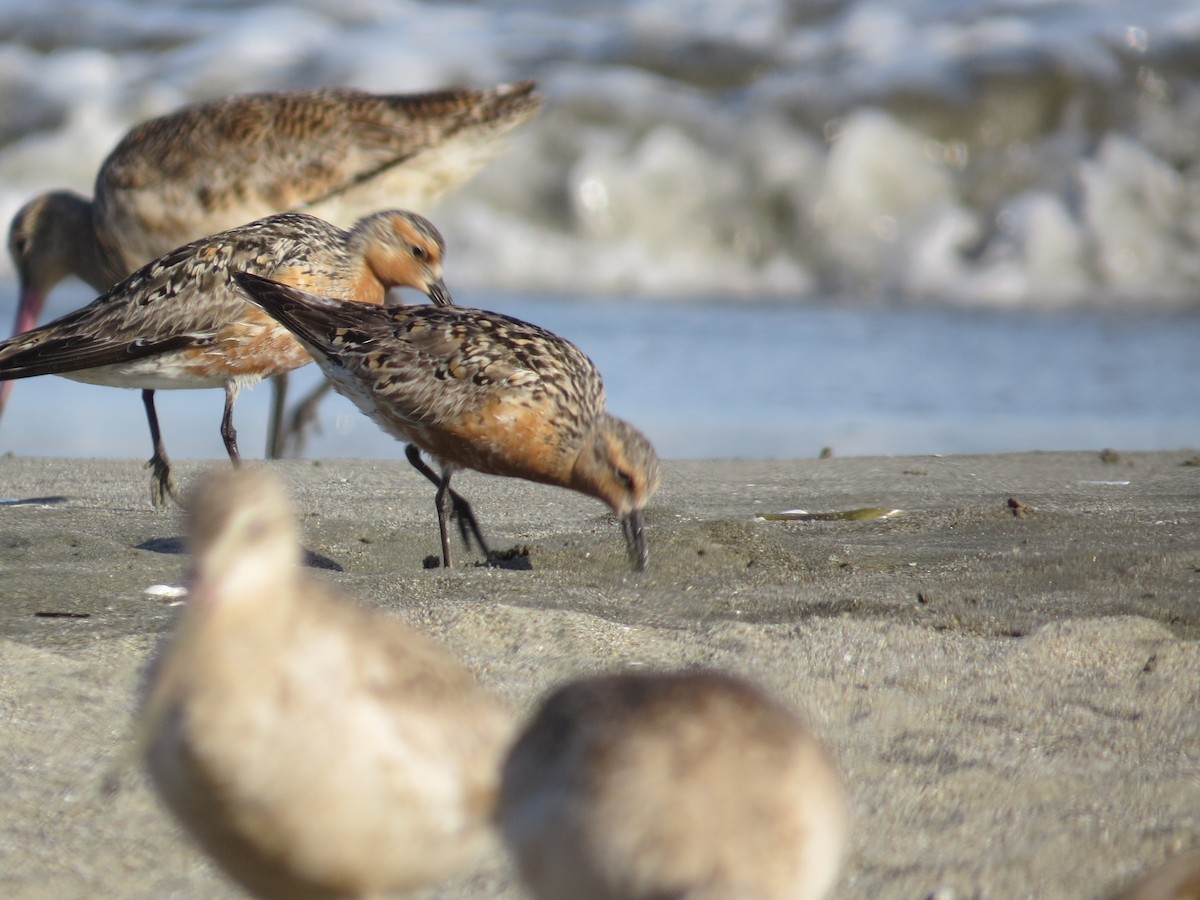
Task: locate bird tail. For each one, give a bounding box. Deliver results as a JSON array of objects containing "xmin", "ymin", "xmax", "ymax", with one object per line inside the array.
[{"xmin": 0, "ymin": 329, "xmax": 201, "ymax": 381}]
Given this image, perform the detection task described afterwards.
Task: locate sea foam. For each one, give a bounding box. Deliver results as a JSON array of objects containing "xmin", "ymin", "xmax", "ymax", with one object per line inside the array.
[{"xmin": 3, "ymin": 0, "xmax": 1200, "ymax": 309}]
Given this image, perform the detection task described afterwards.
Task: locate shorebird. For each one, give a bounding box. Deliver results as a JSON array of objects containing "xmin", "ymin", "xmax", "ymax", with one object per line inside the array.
[
  {"xmin": 4, "ymin": 80, "xmax": 542, "ymax": 454},
  {"xmin": 233, "ymin": 273, "xmax": 662, "ymax": 571},
  {"xmin": 139, "ymin": 466, "xmax": 514, "ymax": 899},
  {"xmin": 0, "ymin": 210, "xmax": 451, "ymax": 506},
  {"xmin": 497, "ymin": 670, "xmax": 848, "ymax": 900}
]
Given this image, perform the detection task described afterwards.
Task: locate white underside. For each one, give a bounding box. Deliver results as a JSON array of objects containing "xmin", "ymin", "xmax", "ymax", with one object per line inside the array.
[{"xmin": 60, "ymin": 360, "xmax": 267, "ymax": 392}]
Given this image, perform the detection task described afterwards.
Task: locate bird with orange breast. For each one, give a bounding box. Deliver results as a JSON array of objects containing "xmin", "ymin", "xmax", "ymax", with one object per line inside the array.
[
  {"xmin": 4, "ymin": 81, "xmax": 542, "ymax": 455},
  {"xmin": 0, "ymin": 210, "xmax": 451, "ymax": 506},
  {"xmin": 233, "ymin": 273, "xmax": 661, "ymax": 571}
]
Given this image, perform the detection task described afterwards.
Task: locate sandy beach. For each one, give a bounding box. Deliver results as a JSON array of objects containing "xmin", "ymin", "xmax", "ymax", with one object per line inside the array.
[{"xmin": 0, "ymin": 450, "xmax": 1197, "ymax": 899}]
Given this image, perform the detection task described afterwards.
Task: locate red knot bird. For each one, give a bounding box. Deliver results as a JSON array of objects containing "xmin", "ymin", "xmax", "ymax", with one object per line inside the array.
[
  {"xmin": 139, "ymin": 466, "xmax": 514, "ymax": 899},
  {"xmin": 4, "ymin": 81, "xmax": 542, "ymax": 454},
  {"xmin": 232, "ymin": 273, "xmax": 662, "ymax": 571},
  {"xmin": 0, "ymin": 210, "xmax": 451, "ymax": 506},
  {"xmin": 497, "ymin": 670, "xmax": 848, "ymax": 900}
]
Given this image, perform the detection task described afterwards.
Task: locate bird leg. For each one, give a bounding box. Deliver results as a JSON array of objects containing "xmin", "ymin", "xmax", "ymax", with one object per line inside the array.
[
  {"xmin": 434, "ymin": 472, "xmax": 455, "ymax": 568},
  {"xmin": 265, "ymin": 374, "xmax": 288, "ymax": 460},
  {"xmin": 221, "ymin": 383, "xmax": 241, "ymax": 464},
  {"xmin": 279, "ymin": 380, "xmax": 332, "ymax": 458},
  {"xmin": 404, "ymin": 444, "xmax": 490, "ymax": 559},
  {"xmin": 142, "ymin": 389, "xmax": 180, "ymax": 508}
]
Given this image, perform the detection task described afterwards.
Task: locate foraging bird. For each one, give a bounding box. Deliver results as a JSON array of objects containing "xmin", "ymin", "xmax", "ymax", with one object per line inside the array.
[
  {"xmin": 233, "ymin": 273, "xmax": 661, "ymax": 571},
  {"xmin": 140, "ymin": 466, "xmax": 514, "ymax": 899},
  {"xmin": 498, "ymin": 670, "xmax": 848, "ymax": 900},
  {"xmin": 0, "ymin": 210, "xmax": 451, "ymax": 506},
  {"xmin": 4, "ymin": 81, "xmax": 542, "ymax": 454}
]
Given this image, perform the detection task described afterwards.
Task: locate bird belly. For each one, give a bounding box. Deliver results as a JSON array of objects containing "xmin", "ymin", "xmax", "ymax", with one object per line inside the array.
[
  {"xmin": 61, "ymin": 325, "xmax": 311, "ymax": 391},
  {"xmin": 61, "ymin": 355, "xmax": 232, "ymax": 390}
]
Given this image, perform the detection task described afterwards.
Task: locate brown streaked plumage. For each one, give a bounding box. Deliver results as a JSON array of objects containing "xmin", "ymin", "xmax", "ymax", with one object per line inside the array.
[
  {"xmin": 4, "ymin": 81, "xmax": 542, "ymax": 453},
  {"xmin": 139, "ymin": 466, "xmax": 514, "ymax": 900},
  {"xmin": 498, "ymin": 670, "xmax": 848, "ymax": 900},
  {"xmin": 233, "ymin": 273, "xmax": 662, "ymax": 571},
  {"xmin": 0, "ymin": 210, "xmax": 451, "ymax": 506}
]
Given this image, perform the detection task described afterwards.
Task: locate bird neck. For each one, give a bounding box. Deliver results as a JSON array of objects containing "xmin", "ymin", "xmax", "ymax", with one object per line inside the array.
[
  {"xmin": 567, "ymin": 419, "xmax": 623, "ymax": 516},
  {"xmin": 43, "ymin": 192, "xmax": 117, "ymax": 294},
  {"xmin": 329, "ymin": 226, "xmax": 382, "ymax": 304}
]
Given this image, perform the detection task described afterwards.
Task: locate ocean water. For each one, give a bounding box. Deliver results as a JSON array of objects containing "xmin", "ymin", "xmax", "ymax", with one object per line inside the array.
[
  {"xmin": 0, "ymin": 0, "xmax": 1197, "ymax": 461},
  {"xmin": 1, "ymin": 280, "xmax": 1195, "ymax": 461}
]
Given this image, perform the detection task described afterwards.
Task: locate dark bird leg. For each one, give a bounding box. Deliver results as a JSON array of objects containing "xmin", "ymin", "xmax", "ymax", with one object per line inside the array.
[
  {"xmin": 434, "ymin": 473, "xmax": 454, "ymax": 568},
  {"xmin": 265, "ymin": 374, "xmax": 288, "ymax": 460},
  {"xmin": 404, "ymin": 444, "xmax": 490, "ymax": 560},
  {"xmin": 220, "ymin": 383, "xmax": 241, "ymax": 464},
  {"xmin": 142, "ymin": 389, "xmax": 179, "ymax": 508}
]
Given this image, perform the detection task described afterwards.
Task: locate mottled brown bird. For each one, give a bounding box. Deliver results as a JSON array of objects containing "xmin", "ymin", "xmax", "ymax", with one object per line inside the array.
[
  {"xmin": 233, "ymin": 273, "xmax": 662, "ymax": 571},
  {"xmin": 0, "ymin": 210, "xmax": 451, "ymax": 505},
  {"xmin": 140, "ymin": 466, "xmax": 514, "ymax": 899},
  {"xmin": 4, "ymin": 81, "xmax": 542, "ymax": 453},
  {"xmin": 498, "ymin": 670, "xmax": 848, "ymax": 900}
]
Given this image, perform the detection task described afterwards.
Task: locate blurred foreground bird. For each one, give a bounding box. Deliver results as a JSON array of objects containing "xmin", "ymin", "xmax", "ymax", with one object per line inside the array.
[
  {"xmin": 139, "ymin": 466, "xmax": 514, "ymax": 899},
  {"xmin": 0, "ymin": 210, "xmax": 451, "ymax": 506},
  {"xmin": 233, "ymin": 272, "xmax": 662, "ymax": 571},
  {"xmin": 5, "ymin": 81, "xmax": 542, "ymax": 454},
  {"xmin": 498, "ymin": 670, "xmax": 848, "ymax": 900}
]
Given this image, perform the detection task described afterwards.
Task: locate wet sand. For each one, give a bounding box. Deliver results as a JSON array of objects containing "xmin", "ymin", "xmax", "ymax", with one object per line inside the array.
[{"xmin": 0, "ymin": 450, "xmax": 1197, "ymax": 899}]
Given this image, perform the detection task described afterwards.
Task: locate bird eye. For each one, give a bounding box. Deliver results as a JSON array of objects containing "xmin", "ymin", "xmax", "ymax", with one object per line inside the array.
[{"xmin": 411, "ymin": 244, "xmax": 428, "ymax": 260}]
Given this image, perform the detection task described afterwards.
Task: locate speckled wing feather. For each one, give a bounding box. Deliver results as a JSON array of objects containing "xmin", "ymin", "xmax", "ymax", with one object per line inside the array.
[
  {"xmin": 313, "ymin": 82, "xmax": 543, "ymax": 202},
  {"xmin": 233, "ymin": 272, "xmax": 607, "ymax": 429},
  {"xmin": 103, "ymin": 83, "xmax": 541, "ymax": 203},
  {"xmin": 0, "ymin": 330, "xmax": 205, "ymax": 379},
  {"xmin": 95, "ymin": 83, "xmax": 542, "ymax": 267},
  {"xmin": 0, "ymin": 213, "xmax": 350, "ymax": 379}
]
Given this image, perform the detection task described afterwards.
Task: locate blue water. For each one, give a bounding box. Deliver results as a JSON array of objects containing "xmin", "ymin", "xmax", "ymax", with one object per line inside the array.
[
  {"xmin": 1, "ymin": 283, "xmax": 1195, "ymax": 461},
  {"xmin": 493, "ymin": 296, "xmax": 1199, "ymax": 458}
]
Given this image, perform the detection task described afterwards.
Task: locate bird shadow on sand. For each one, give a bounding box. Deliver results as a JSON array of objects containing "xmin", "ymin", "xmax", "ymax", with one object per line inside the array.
[
  {"xmin": 135, "ymin": 536, "xmax": 343, "ymax": 572},
  {"xmin": 417, "ymin": 544, "xmax": 534, "ymax": 571}
]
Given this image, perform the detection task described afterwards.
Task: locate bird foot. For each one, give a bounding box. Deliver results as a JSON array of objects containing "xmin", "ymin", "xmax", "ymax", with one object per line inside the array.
[
  {"xmin": 481, "ymin": 545, "xmax": 532, "ymax": 570},
  {"xmin": 145, "ymin": 456, "xmax": 181, "ymax": 508}
]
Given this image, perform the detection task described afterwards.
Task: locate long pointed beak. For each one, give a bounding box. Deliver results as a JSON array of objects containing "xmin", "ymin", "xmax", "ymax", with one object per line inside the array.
[
  {"xmin": 622, "ymin": 508, "xmax": 649, "ymax": 572},
  {"xmin": 12, "ymin": 283, "xmax": 44, "ymax": 338},
  {"xmin": 425, "ymin": 276, "xmax": 453, "ymax": 307},
  {"xmin": 0, "ymin": 284, "xmax": 45, "ymax": 419}
]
